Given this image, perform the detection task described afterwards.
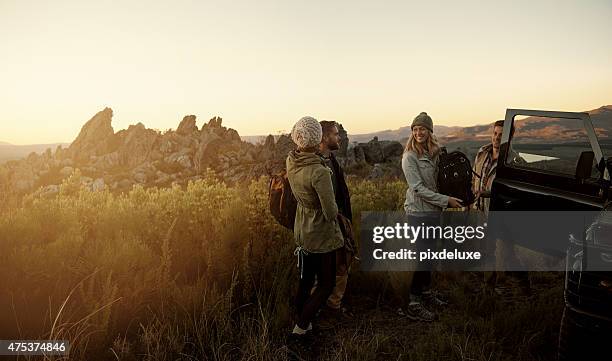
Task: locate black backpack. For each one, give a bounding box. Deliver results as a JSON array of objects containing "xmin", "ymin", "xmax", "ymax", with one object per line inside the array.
[
  {"xmin": 268, "ymin": 170, "xmax": 297, "ymax": 230},
  {"xmin": 437, "ymin": 147, "xmax": 477, "ymax": 206}
]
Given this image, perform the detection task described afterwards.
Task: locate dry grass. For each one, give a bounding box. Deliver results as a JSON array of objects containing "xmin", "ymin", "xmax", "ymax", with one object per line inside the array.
[{"xmin": 0, "ymin": 174, "xmax": 563, "ymax": 360}]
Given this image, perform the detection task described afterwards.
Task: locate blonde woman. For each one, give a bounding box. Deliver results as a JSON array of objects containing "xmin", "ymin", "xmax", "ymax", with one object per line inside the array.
[{"xmin": 399, "ymin": 112, "xmax": 462, "ymax": 321}]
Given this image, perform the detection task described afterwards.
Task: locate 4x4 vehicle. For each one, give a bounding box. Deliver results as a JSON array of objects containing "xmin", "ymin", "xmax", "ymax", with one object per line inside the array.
[{"xmin": 490, "ymin": 109, "xmax": 612, "ymax": 361}]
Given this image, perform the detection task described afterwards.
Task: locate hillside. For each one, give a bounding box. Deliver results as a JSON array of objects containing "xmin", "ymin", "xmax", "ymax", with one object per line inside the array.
[
  {"xmin": 441, "ymin": 105, "xmax": 612, "ymax": 143},
  {"xmin": 349, "ymin": 124, "xmax": 462, "ymax": 143},
  {"xmin": 242, "ymin": 125, "xmax": 462, "ymax": 144},
  {"xmin": 0, "ymin": 143, "xmax": 70, "ymax": 164},
  {"xmin": 286, "ymin": 106, "xmax": 612, "ymax": 144}
]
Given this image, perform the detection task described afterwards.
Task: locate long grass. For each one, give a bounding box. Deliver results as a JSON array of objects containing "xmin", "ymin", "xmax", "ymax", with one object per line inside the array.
[{"xmin": 0, "ymin": 172, "xmax": 563, "ymax": 360}]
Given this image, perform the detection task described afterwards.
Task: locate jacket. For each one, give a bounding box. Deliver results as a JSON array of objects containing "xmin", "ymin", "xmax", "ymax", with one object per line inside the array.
[
  {"xmin": 320, "ymin": 152, "xmax": 353, "ymax": 221},
  {"xmin": 286, "ymin": 150, "xmax": 344, "ymax": 253},
  {"xmin": 402, "ymin": 150, "xmax": 449, "ymax": 214}
]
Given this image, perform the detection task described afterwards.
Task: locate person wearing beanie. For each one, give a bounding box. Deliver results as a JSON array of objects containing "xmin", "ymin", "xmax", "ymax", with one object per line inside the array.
[
  {"xmin": 411, "ymin": 112, "xmax": 434, "ymax": 133},
  {"xmin": 291, "ymin": 116, "xmax": 323, "ymax": 150},
  {"xmin": 286, "ymin": 116, "xmax": 344, "ymax": 343},
  {"xmin": 390, "ymin": 112, "xmax": 463, "ymax": 322}
]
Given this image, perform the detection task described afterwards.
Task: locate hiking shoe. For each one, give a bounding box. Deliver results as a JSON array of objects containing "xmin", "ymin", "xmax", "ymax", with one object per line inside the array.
[
  {"xmin": 422, "ymin": 291, "xmax": 448, "ymax": 307},
  {"xmin": 406, "ymin": 303, "xmax": 437, "ymax": 322}
]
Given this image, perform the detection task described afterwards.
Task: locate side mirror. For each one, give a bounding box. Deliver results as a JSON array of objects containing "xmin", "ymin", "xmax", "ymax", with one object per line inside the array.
[{"xmin": 575, "ymin": 151, "xmax": 595, "ymax": 181}]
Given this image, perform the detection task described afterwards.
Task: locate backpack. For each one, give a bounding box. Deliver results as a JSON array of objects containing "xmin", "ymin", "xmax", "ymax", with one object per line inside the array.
[
  {"xmin": 268, "ymin": 170, "xmax": 298, "ymax": 230},
  {"xmin": 437, "ymin": 147, "xmax": 477, "ymax": 206}
]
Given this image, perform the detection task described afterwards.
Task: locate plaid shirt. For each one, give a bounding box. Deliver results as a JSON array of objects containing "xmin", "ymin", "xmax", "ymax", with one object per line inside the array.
[{"xmin": 472, "ymin": 143, "xmax": 497, "ymax": 213}]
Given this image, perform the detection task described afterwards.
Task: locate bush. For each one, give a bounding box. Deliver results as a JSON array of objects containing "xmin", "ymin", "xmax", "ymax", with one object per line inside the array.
[{"xmin": 0, "ymin": 175, "xmax": 563, "ymax": 360}]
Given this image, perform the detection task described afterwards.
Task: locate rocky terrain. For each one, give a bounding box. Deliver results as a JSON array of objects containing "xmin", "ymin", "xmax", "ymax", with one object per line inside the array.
[
  {"xmin": 0, "ymin": 108, "xmax": 405, "ymax": 197},
  {"xmin": 4, "ymin": 105, "xmax": 609, "ymax": 198}
]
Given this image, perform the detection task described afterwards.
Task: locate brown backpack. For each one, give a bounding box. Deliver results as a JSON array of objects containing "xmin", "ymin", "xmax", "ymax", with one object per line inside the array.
[{"xmin": 268, "ymin": 170, "xmax": 298, "ymax": 230}]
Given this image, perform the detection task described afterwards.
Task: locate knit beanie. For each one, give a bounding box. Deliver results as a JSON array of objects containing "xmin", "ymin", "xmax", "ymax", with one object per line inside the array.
[
  {"xmin": 411, "ymin": 112, "xmax": 434, "ymax": 133},
  {"xmin": 291, "ymin": 116, "xmax": 322, "ymax": 149}
]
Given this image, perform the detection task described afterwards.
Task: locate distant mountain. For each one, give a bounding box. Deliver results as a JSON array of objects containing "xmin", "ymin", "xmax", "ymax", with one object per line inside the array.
[
  {"xmin": 441, "ymin": 105, "xmax": 612, "ymax": 143},
  {"xmin": 241, "ymin": 125, "xmax": 463, "ymax": 144},
  {"xmin": 242, "ymin": 106, "xmax": 612, "ymax": 145},
  {"xmin": 348, "ymin": 125, "xmax": 462, "ymax": 143},
  {"xmin": 0, "ymin": 143, "xmax": 70, "ymax": 164}
]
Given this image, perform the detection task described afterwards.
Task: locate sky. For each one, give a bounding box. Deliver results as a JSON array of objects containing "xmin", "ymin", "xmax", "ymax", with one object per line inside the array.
[{"xmin": 1, "ymin": 0, "xmax": 611, "ymax": 145}]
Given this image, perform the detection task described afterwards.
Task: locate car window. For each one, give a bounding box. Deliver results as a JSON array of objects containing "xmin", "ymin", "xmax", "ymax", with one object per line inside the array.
[
  {"xmin": 507, "ymin": 116, "xmax": 598, "ymax": 178},
  {"xmin": 594, "ymin": 119, "xmax": 611, "ymax": 159}
]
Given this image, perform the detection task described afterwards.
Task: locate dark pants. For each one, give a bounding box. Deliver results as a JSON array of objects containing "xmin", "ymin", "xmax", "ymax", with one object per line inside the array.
[
  {"xmin": 408, "ymin": 214, "xmax": 439, "ymax": 299},
  {"xmin": 295, "ymin": 250, "xmax": 337, "ymax": 329},
  {"xmin": 389, "ymin": 215, "xmax": 440, "ymax": 307},
  {"xmin": 410, "ymin": 271, "xmax": 432, "ymax": 296}
]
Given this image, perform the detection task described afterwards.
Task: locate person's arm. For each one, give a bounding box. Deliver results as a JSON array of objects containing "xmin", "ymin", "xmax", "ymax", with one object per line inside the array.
[
  {"xmin": 312, "ymin": 166, "xmax": 339, "ymax": 222},
  {"xmin": 402, "ymin": 153, "xmax": 449, "ymax": 208}
]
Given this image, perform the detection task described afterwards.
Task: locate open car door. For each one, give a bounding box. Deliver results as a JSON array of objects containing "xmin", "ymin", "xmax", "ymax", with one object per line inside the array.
[{"xmin": 489, "ymin": 109, "xmax": 608, "ymax": 256}]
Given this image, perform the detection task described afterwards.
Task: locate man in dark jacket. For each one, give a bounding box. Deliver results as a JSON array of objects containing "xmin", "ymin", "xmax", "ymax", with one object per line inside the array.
[{"xmin": 318, "ymin": 120, "xmax": 354, "ymax": 315}]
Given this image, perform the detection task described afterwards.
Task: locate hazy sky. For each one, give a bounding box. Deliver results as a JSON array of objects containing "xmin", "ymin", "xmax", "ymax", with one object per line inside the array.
[{"xmin": 1, "ymin": 0, "xmax": 611, "ymax": 144}]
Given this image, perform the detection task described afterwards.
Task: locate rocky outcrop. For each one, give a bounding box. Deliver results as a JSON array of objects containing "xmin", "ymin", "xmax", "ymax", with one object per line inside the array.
[
  {"xmin": 67, "ymin": 107, "xmax": 117, "ymax": 163},
  {"xmin": 337, "ymin": 123, "xmax": 349, "ymax": 157},
  {"xmin": 115, "ymin": 123, "xmax": 160, "ymax": 168},
  {"xmin": 341, "ymin": 136, "xmax": 404, "ymax": 179},
  {"xmin": 177, "ymin": 115, "xmax": 198, "ymax": 135},
  {"xmin": 0, "ymin": 109, "xmax": 404, "ymax": 196}
]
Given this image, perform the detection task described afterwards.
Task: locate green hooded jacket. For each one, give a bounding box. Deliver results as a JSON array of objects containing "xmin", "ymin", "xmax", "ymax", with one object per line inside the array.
[{"xmin": 286, "ymin": 150, "xmax": 344, "ymax": 253}]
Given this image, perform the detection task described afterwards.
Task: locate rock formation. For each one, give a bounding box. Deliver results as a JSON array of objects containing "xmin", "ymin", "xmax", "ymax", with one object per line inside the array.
[{"xmin": 0, "ymin": 109, "xmax": 404, "ymax": 196}]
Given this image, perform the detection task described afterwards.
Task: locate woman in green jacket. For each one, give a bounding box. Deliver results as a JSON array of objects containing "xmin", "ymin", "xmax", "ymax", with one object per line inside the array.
[{"xmin": 286, "ymin": 116, "xmax": 344, "ymax": 339}]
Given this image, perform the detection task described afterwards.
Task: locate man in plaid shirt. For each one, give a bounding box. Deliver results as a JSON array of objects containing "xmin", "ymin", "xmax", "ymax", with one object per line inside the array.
[{"xmin": 472, "ymin": 120, "xmax": 530, "ymax": 293}]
